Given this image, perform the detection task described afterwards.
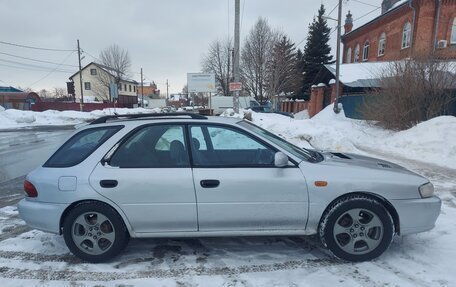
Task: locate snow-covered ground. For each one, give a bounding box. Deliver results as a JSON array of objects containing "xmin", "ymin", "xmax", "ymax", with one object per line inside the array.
[
  {"xmin": 0, "ymin": 107, "xmax": 160, "ymax": 130},
  {"xmin": 0, "ymin": 105, "xmax": 455, "ymax": 286}
]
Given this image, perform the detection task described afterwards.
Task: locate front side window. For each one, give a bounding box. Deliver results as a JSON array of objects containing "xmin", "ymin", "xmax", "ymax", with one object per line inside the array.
[
  {"xmin": 346, "ymin": 47, "xmax": 352, "ymax": 63},
  {"xmin": 451, "ymin": 18, "xmax": 456, "ymax": 44},
  {"xmin": 239, "ymin": 121, "xmax": 320, "ymax": 162},
  {"xmin": 110, "ymin": 125, "xmax": 189, "ymax": 168},
  {"xmin": 44, "ymin": 126, "xmax": 122, "ymax": 167},
  {"xmin": 354, "ymin": 44, "xmax": 360, "ymax": 63},
  {"xmin": 189, "ymin": 125, "xmax": 275, "ymax": 167},
  {"xmin": 84, "ymin": 82, "xmax": 91, "ymax": 90},
  {"xmin": 378, "ymin": 33, "xmax": 386, "ymax": 56},
  {"xmin": 363, "ymin": 41, "xmax": 370, "ymax": 61},
  {"xmin": 402, "ymin": 22, "xmax": 411, "ymax": 48}
]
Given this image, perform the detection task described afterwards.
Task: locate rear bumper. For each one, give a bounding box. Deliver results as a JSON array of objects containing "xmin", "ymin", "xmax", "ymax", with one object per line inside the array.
[
  {"xmin": 390, "ymin": 195, "xmax": 441, "ymax": 235},
  {"xmin": 18, "ymin": 199, "xmax": 68, "ymax": 234}
]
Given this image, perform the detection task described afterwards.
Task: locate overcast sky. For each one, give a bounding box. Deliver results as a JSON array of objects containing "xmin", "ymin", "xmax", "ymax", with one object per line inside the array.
[{"xmin": 0, "ymin": 0, "xmax": 383, "ymax": 94}]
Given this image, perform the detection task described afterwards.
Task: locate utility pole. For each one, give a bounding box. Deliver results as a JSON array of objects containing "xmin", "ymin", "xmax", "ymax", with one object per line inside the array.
[
  {"xmin": 166, "ymin": 79, "xmax": 169, "ymax": 99},
  {"xmin": 333, "ymin": 0, "xmax": 342, "ymax": 114},
  {"xmin": 227, "ymin": 47, "xmax": 231, "ymax": 97},
  {"xmin": 77, "ymin": 39, "xmax": 84, "ymax": 112},
  {"xmin": 233, "ymin": 0, "xmax": 240, "ymax": 113},
  {"xmin": 140, "ymin": 68, "xmax": 144, "ymax": 108}
]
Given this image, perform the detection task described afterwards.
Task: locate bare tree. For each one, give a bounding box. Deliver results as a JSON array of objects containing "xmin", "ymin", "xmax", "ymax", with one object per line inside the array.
[
  {"xmin": 38, "ymin": 89, "xmax": 49, "ymax": 99},
  {"xmin": 361, "ymin": 55, "xmax": 456, "ymax": 130},
  {"xmin": 53, "ymin": 87, "xmax": 67, "ymax": 98},
  {"xmin": 97, "ymin": 44, "xmax": 132, "ymax": 101},
  {"xmin": 201, "ymin": 39, "xmax": 233, "ymax": 97},
  {"xmin": 241, "ymin": 18, "xmax": 279, "ymax": 103}
]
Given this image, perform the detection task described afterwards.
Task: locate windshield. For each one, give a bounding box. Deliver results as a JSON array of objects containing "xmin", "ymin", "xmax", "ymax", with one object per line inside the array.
[{"xmin": 238, "ymin": 120, "xmax": 321, "ymax": 163}]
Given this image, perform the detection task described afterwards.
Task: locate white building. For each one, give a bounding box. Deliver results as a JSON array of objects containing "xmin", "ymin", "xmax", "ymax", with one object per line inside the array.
[{"xmin": 69, "ymin": 62, "xmax": 138, "ymax": 107}]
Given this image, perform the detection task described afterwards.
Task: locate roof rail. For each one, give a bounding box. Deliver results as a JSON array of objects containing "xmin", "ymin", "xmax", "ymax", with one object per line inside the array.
[{"xmin": 90, "ymin": 112, "xmax": 207, "ymax": 125}]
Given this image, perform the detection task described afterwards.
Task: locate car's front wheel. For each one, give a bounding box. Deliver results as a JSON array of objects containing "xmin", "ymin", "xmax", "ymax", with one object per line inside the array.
[
  {"xmin": 319, "ymin": 194, "xmax": 394, "ymax": 262},
  {"xmin": 63, "ymin": 202, "xmax": 129, "ymax": 263}
]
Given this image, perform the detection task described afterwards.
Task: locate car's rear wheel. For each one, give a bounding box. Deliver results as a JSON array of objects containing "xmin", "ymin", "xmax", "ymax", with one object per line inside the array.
[
  {"xmin": 319, "ymin": 194, "xmax": 394, "ymax": 262},
  {"xmin": 63, "ymin": 202, "xmax": 129, "ymax": 263}
]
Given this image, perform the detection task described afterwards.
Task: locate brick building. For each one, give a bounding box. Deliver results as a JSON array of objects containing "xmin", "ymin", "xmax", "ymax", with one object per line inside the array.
[{"xmin": 342, "ymin": 0, "xmax": 456, "ymax": 63}]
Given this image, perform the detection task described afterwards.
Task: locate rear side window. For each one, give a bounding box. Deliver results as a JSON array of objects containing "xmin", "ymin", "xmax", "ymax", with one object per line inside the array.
[{"xmin": 44, "ymin": 126, "xmax": 122, "ymax": 167}]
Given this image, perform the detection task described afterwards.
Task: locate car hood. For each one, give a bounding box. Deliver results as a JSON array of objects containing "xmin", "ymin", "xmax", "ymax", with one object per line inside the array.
[{"xmin": 319, "ymin": 151, "xmax": 424, "ymax": 178}]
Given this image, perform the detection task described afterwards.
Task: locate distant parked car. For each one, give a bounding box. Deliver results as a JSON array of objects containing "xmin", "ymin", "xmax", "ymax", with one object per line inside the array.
[
  {"xmin": 19, "ymin": 113, "xmax": 440, "ymax": 263},
  {"xmin": 249, "ymin": 105, "xmax": 294, "ymax": 118}
]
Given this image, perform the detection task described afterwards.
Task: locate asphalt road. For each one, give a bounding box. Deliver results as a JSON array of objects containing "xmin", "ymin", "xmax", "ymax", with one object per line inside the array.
[{"xmin": 0, "ymin": 128, "xmax": 74, "ymax": 205}]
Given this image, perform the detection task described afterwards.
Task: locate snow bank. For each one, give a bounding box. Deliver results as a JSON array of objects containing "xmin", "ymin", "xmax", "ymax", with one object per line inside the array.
[
  {"xmin": 0, "ymin": 105, "xmax": 5, "ymax": 112},
  {"xmin": 0, "ymin": 107, "xmax": 162, "ymax": 130}
]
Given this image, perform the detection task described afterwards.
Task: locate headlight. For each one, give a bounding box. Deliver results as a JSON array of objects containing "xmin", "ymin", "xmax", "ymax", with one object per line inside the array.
[{"xmin": 419, "ymin": 182, "xmax": 434, "ymax": 198}]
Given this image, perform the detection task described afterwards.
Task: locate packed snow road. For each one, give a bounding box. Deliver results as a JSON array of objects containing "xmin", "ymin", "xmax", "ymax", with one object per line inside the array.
[{"xmin": 0, "ymin": 130, "xmax": 454, "ymax": 286}]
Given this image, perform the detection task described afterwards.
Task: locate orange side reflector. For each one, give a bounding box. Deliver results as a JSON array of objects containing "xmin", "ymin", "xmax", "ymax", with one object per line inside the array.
[{"xmin": 314, "ymin": 181, "xmax": 328, "ymax": 187}]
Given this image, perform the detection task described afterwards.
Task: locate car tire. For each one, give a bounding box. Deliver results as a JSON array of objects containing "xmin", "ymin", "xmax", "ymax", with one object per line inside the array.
[
  {"xmin": 63, "ymin": 201, "xmax": 129, "ymax": 263},
  {"xmin": 319, "ymin": 194, "xmax": 394, "ymax": 262}
]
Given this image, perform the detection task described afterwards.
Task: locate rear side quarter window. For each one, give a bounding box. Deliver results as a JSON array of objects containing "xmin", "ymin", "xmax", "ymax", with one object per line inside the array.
[{"xmin": 44, "ymin": 126, "xmax": 122, "ymax": 168}]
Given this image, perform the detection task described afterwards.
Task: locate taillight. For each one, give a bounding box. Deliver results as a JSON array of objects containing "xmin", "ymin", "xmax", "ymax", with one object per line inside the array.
[{"xmin": 24, "ymin": 180, "xmax": 38, "ymax": 198}]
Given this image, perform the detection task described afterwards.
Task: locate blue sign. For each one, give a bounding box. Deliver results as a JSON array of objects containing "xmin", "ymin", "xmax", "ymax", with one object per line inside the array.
[{"xmin": 110, "ymin": 83, "xmax": 118, "ymax": 99}]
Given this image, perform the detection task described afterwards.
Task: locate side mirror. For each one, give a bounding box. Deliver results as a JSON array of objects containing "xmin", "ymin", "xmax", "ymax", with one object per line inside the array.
[{"xmin": 274, "ymin": 152, "xmax": 288, "ymax": 167}]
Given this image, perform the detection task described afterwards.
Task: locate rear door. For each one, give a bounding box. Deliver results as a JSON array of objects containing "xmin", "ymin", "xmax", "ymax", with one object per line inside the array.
[
  {"xmin": 89, "ymin": 124, "xmax": 197, "ymax": 234},
  {"xmin": 189, "ymin": 124, "xmax": 308, "ymax": 232}
]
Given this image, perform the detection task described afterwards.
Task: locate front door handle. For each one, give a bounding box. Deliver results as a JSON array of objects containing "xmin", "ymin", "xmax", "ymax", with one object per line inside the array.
[
  {"xmin": 100, "ymin": 180, "xmax": 118, "ymax": 188},
  {"xmin": 200, "ymin": 179, "xmax": 220, "ymax": 188}
]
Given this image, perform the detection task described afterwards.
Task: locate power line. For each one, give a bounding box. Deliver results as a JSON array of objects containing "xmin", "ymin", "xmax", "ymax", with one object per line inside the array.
[
  {"xmin": 353, "ymin": 7, "xmax": 381, "ymax": 22},
  {"xmin": 240, "ymin": 0, "xmax": 246, "ymax": 32},
  {"xmin": 0, "ymin": 40, "xmax": 76, "ymax": 52},
  {"xmin": 82, "ymin": 49, "xmax": 101, "ymax": 63},
  {"xmin": 0, "ymin": 63, "xmax": 73, "ymax": 73},
  {"xmin": 327, "ymin": 2, "xmax": 339, "ymax": 17},
  {"xmin": 0, "ymin": 58, "xmax": 74, "ymax": 73},
  {"xmin": 0, "ymin": 51, "xmax": 78, "ymax": 67},
  {"xmin": 28, "ymin": 51, "xmax": 76, "ymax": 88},
  {"xmin": 350, "ymin": 0, "xmax": 380, "ymax": 9}
]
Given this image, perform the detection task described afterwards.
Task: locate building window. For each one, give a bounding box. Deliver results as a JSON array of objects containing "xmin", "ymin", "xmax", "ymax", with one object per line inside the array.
[
  {"xmin": 124, "ymin": 84, "xmax": 127, "ymax": 91},
  {"xmin": 84, "ymin": 82, "xmax": 91, "ymax": 90},
  {"xmin": 129, "ymin": 84, "xmax": 132, "ymax": 92},
  {"xmin": 363, "ymin": 41, "xmax": 370, "ymax": 61},
  {"xmin": 90, "ymin": 68, "xmax": 97, "ymax": 75},
  {"xmin": 133, "ymin": 86, "xmax": 136, "ymax": 92},
  {"xmin": 354, "ymin": 44, "xmax": 360, "ymax": 63},
  {"xmin": 346, "ymin": 47, "xmax": 352, "ymax": 63},
  {"xmin": 451, "ymin": 18, "xmax": 456, "ymax": 44},
  {"xmin": 402, "ymin": 22, "xmax": 411, "ymax": 49},
  {"xmin": 119, "ymin": 83, "xmax": 122, "ymax": 91},
  {"xmin": 378, "ymin": 33, "xmax": 386, "ymax": 56}
]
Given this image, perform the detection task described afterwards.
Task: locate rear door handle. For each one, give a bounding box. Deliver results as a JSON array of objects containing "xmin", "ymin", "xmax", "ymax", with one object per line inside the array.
[
  {"xmin": 100, "ymin": 180, "xmax": 118, "ymax": 188},
  {"xmin": 200, "ymin": 179, "xmax": 220, "ymax": 188}
]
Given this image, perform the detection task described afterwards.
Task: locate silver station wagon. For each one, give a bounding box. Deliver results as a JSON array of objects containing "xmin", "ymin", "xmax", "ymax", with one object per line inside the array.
[{"xmin": 18, "ymin": 113, "xmax": 441, "ymax": 263}]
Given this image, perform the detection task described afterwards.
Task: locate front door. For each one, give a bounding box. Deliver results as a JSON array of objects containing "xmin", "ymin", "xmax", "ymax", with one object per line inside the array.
[
  {"xmin": 90, "ymin": 124, "xmax": 197, "ymax": 234},
  {"xmin": 188, "ymin": 124, "xmax": 308, "ymax": 232}
]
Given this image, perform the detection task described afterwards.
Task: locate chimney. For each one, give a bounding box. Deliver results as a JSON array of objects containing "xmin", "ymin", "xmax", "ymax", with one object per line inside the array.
[
  {"xmin": 344, "ymin": 11, "xmax": 353, "ymax": 34},
  {"xmin": 381, "ymin": 0, "xmax": 401, "ymax": 14}
]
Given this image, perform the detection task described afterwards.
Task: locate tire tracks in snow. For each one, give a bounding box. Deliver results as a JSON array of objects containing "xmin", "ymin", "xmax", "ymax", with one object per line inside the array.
[{"xmin": 0, "ymin": 253, "xmax": 342, "ymax": 281}]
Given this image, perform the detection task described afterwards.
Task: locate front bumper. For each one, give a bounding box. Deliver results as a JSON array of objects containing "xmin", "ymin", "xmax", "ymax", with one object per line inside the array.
[
  {"xmin": 390, "ymin": 195, "xmax": 441, "ymax": 235},
  {"xmin": 18, "ymin": 199, "xmax": 68, "ymax": 234}
]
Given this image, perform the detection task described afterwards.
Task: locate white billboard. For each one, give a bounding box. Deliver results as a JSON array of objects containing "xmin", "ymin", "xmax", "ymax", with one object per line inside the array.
[{"xmin": 187, "ymin": 73, "xmax": 216, "ymax": 93}]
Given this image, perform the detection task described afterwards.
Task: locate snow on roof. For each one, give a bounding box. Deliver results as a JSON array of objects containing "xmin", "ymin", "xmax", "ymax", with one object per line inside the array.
[
  {"xmin": 389, "ymin": 0, "xmax": 409, "ymax": 11},
  {"xmin": 324, "ymin": 62, "xmax": 391, "ymax": 87},
  {"xmin": 325, "ymin": 61, "xmax": 456, "ymax": 88}
]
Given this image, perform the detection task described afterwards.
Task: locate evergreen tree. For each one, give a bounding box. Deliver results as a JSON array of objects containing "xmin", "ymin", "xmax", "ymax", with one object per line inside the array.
[
  {"xmin": 266, "ymin": 35, "xmax": 300, "ymax": 99},
  {"xmin": 298, "ymin": 4, "xmax": 333, "ymax": 98}
]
